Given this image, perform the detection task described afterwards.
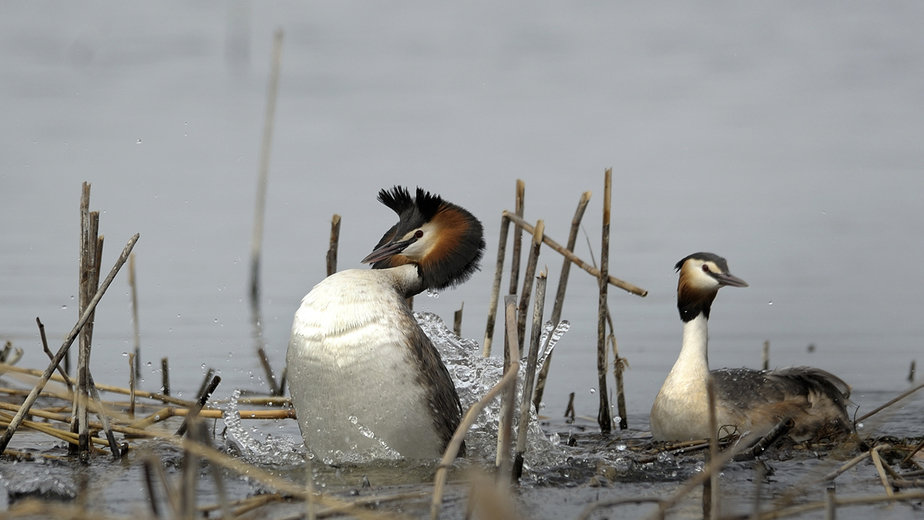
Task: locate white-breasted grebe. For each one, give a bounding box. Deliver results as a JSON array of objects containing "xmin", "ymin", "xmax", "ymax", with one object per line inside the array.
[
  {"xmin": 650, "ymin": 252, "xmax": 852, "ymax": 442},
  {"xmin": 286, "ymin": 187, "xmax": 484, "ymax": 461}
]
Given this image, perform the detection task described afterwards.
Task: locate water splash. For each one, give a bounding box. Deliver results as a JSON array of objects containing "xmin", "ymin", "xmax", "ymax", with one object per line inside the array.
[
  {"xmin": 415, "ymin": 312, "xmax": 569, "ymax": 469},
  {"xmin": 535, "ymin": 320, "xmax": 570, "ymax": 367},
  {"xmin": 220, "ymin": 389, "xmax": 303, "ymax": 465}
]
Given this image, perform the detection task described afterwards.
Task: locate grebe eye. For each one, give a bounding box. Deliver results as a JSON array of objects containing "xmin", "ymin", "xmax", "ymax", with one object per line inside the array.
[
  {"xmin": 414, "ymin": 230, "xmax": 424, "ymax": 239},
  {"xmin": 702, "ymin": 264, "xmax": 711, "ymax": 273}
]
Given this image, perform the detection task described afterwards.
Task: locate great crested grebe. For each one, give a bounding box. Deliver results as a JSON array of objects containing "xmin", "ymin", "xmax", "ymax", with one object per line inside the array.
[
  {"xmin": 650, "ymin": 252, "xmax": 852, "ymax": 442},
  {"xmin": 286, "ymin": 186, "xmax": 484, "ymax": 461}
]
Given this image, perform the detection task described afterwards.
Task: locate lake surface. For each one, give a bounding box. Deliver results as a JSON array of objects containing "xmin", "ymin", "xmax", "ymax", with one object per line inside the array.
[{"xmin": 2, "ymin": 2, "xmax": 923, "ymax": 517}]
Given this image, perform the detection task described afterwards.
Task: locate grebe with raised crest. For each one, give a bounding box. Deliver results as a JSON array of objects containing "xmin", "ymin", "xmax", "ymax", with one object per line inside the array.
[{"xmin": 286, "ymin": 187, "xmax": 484, "ymax": 461}]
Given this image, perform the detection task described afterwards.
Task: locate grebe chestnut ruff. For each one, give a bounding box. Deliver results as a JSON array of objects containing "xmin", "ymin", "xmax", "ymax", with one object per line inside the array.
[
  {"xmin": 650, "ymin": 252, "xmax": 852, "ymax": 442},
  {"xmin": 286, "ymin": 187, "xmax": 484, "ymax": 461}
]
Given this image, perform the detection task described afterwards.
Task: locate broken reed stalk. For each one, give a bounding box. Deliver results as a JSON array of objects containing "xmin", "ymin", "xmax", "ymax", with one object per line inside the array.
[
  {"xmin": 431, "ymin": 295, "xmax": 522, "ymax": 520},
  {"xmin": 825, "ymin": 484, "xmax": 836, "ymax": 520},
  {"xmin": 0, "ymin": 231, "xmax": 139, "ymax": 454},
  {"xmin": 249, "ymin": 28, "xmax": 284, "ymax": 304},
  {"xmin": 1, "ymin": 362, "xmax": 200, "ymax": 408},
  {"xmin": 482, "ymin": 213, "xmax": 511, "ymax": 357},
  {"xmin": 453, "ymin": 303, "xmax": 463, "ymax": 336},
  {"xmin": 762, "ymin": 340, "xmax": 770, "ymax": 371},
  {"xmin": 0, "ymin": 412, "xmax": 109, "ymax": 452},
  {"xmin": 327, "ymin": 213, "xmax": 341, "ymax": 276},
  {"xmin": 161, "ymin": 357, "xmax": 170, "ymax": 396},
  {"xmin": 180, "ymin": 420, "xmax": 201, "ymax": 519},
  {"xmin": 128, "ymin": 353, "xmax": 136, "ymax": 417},
  {"xmin": 507, "ymin": 180, "xmax": 526, "ymax": 302},
  {"xmin": 75, "ymin": 184, "xmax": 103, "ymax": 460},
  {"xmin": 86, "ymin": 371, "xmax": 122, "ymax": 458},
  {"xmin": 516, "ymin": 220, "xmax": 544, "ymax": 353},
  {"xmin": 195, "ymin": 367, "xmax": 216, "ymax": 399},
  {"xmin": 37, "ymin": 317, "xmax": 72, "ymax": 393},
  {"xmin": 129, "ymin": 253, "xmax": 142, "ymax": 379},
  {"xmin": 197, "ymin": 421, "xmax": 232, "ymax": 520},
  {"xmin": 142, "ymin": 455, "xmax": 163, "ymax": 517},
  {"xmin": 533, "ymin": 191, "xmax": 591, "ymax": 412},
  {"xmin": 856, "ymin": 382, "xmax": 924, "ymax": 423},
  {"xmin": 596, "ymin": 168, "xmax": 612, "ymax": 433},
  {"xmin": 564, "ymin": 392, "xmax": 575, "ymax": 423},
  {"xmin": 869, "ymin": 445, "xmax": 894, "ymax": 498},
  {"xmin": 176, "ymin": 375, "xmax": 221, "ymax": 437},
  {"xmin": 257, "ymin": 347, "xmax": 281, "ymax": 395},
  {"xmin": 818, "ymin": 450, "xmax": 871, "ymax": 482},
  {"xmin": 901, "ymin": 438, "xmax": 924, "ymax": 464},
  {"xmin": 514, "ymin": 270, "xmax": 547, "ymax": 481},
  {"xmin": 732, "ymin": 418, "xmax": 793, "ymax": 462},
  {"xmin": 496, "ymin": 295, "xmax": 521, "ymax": 474},
  {"xmin": 909, "ymin": 360, "xmax": 916, "ymax": 383},
  {"xmin": 610, "ymin": 335, "xmax": 628, "ymax": 429},
  {"xmin": 503, "ymin": 212, "xmax": 647, "ymax": 297}
]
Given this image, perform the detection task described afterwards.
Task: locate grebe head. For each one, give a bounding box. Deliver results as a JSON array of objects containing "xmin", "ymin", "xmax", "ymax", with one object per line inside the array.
[
  {"xmin": 361, "ymin": 186, "xmax": 485, "ymax": 291},
  {"xmin": 675, "ymin": 252, "xmax": 748, "ymax": 322}
]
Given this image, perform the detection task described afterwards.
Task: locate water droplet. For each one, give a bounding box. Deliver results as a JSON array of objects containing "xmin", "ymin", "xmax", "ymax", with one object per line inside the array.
[
  {"xmin": 589, "ymin": 388, "xmax": 596, "ymax": 395},
  {"xmin": 61, "ymin": 305, "xmax": 68, "ymax": 310},
  {"xmin": 767, "ymin": 300, "xmax": 773, "ymax": 306},
  {"xmin": 136, "ymin": 138, "xmax": 142, "ymax": 144}
]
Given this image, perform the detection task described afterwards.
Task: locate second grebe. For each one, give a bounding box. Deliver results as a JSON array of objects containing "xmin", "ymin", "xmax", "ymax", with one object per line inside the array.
[
  {"xmin": 286, "ymin": 187, "xmax": 484, "ymax": 461},
  {"xmin": 650, "ymin": 252, "xmax": 852, "ymax": 442}
]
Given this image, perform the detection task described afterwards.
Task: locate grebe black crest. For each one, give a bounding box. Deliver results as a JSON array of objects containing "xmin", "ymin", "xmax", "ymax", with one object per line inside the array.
[
  {"xmin": 286, "ymin": 187, "xmax": 483, "ymax": 461},
  {"xmin": 365, "ymin": 186, "xmax": 484, "ymax": 292},
  {"xmin": 650, "ymin": 252, "xmax": 852, "ymax": 442}
]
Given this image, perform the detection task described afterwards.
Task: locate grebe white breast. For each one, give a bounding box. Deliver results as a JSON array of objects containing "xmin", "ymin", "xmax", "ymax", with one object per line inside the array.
[
  {"xmin": 650, "ymin": 252, "xmax": 852, "ymax": 442},
  {"xmin": 286, "ymin": 187, "xmax": 483, "ymax": 461}
]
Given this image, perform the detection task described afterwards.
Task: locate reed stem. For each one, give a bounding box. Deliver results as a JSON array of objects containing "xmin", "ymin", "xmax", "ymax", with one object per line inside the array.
[
  {"xmin": 514, "ymin": 270, "xmax": 547, "ymax": 481},
  {"xmin": 482, "ymin": 214, "xmax": 511, "ymax": 357},
  {"xmin": 496, "ymin": 295, "xmax": 521, "ymax": 473},
  {"xmin": 516, "ymin": 220, "xmax": 544, "ymax": 353},
  {"xmin": 503, "ymin": 211, "xmax": 646, "ymax": 297},
  {"xmin": 0, "ymin": 232, "xmax": 140, "ymax": 454},
  {"xmin": 533, "ymin": 191, "xmax": 590, "ymax": 411},
  {"xmin": 431, "ymin": 295, "xmax": 521, "ymax": 520},
  {"xmin": 249, "ymin": 28, "xmax": 284, "ymax": 304},
  {"xmin": 596, "ymin": 169, "xmax": 612, "ymax": 433},
  {"xmin": 327, "ymin": 213, "xmax": 341, "ymax": 276},
  {"xmin": 129, "ymin": 253, "xmax": 142, "ymax": 379}
]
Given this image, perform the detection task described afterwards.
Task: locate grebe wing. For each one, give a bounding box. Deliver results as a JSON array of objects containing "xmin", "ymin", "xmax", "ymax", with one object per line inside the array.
[
  {"xmin": 403, "ymin": 313, "xmax": 466, "ymax": 456},
  {"xmin": 712, "ymin": 366, "xmax": 852, "ymax": 439}
]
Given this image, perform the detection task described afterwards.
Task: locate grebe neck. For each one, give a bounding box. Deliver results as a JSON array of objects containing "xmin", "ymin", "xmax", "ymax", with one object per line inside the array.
[{"xmin": 676, "ymin": 312, "xmax": 710, "ymax": 375}]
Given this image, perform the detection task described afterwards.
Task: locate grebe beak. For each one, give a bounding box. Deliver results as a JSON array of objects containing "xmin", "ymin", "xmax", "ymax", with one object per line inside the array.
[
  {"xmin": 361, "ymin": 235, "xmax": 419, "ymax": 264},
  {"xmin": 714, "ymin": 272, "xmax": 749, "ymax": 288}
]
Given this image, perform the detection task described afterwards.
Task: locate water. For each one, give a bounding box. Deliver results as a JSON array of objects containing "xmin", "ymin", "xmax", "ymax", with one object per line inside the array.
[{"xmin": 2, "ymin": 1, "xmax": 923, "ymax": 517}]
